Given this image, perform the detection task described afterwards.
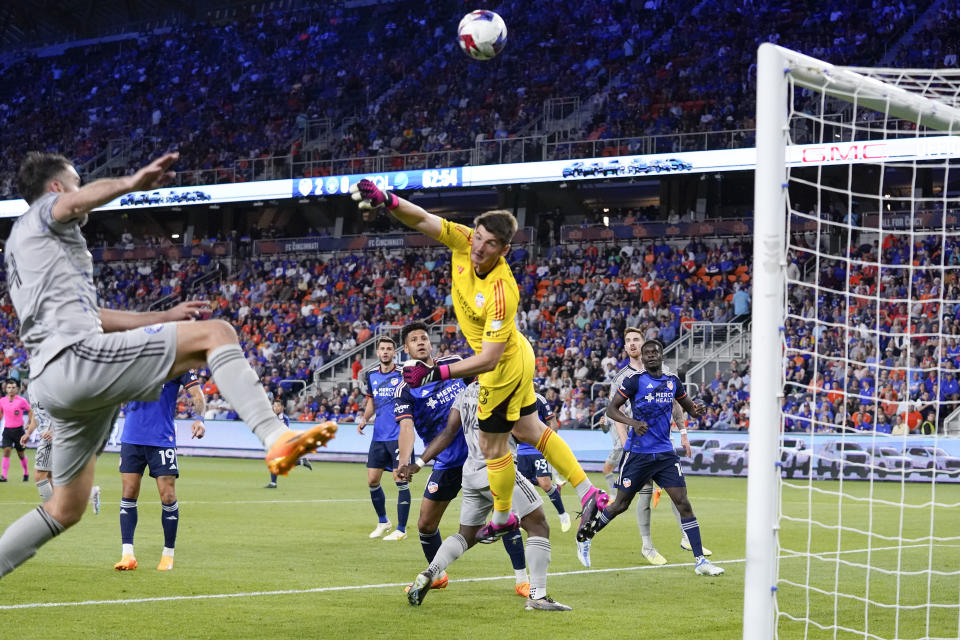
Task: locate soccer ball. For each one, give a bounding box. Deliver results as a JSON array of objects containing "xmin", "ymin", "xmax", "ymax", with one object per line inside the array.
[{"xmin": 457, "ymin": 10, "xmax": 507, "ymax": 60}]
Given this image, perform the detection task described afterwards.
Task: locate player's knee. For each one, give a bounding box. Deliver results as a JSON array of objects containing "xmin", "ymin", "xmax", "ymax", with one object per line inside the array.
[{"xmin": 204, "ymin": 319, "xmax": 238, "ymax": 347}]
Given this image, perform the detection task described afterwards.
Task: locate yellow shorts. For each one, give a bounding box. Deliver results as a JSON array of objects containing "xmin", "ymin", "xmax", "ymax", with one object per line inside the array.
[{"xmin": 477, "ymin": 334, "xmax": 536, "ymax": 427}]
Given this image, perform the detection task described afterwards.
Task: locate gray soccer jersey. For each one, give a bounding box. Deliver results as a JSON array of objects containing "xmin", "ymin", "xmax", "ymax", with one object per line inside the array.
[
  {"xmin": 5, "ymin": 192, "xmax": 102, "ymax": 378},
  {"xmin": 453, "ymin": 382, "xmax": 518, "ymax": 490}
]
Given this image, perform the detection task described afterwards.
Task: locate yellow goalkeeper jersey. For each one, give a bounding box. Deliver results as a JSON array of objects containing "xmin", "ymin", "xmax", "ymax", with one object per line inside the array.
[{"xmin": 437, "ymin": 218, "xmax": 520, "ymax": 360}]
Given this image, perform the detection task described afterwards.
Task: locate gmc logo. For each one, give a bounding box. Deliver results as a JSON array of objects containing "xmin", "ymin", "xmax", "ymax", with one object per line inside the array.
[{"xmin": 801, "ymin": 143, "xmax": 887, "ymax": 163}]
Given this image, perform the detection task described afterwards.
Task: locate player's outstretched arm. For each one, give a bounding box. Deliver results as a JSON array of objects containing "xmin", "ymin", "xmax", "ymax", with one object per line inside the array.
[
  {"xmin": 52, "ymin": 152, "xmax": 178, "ymax": 223},
  {"xmin": 350, "ymin": 179, "xmax": 443, "ymax": 240},
  {"xmin": 99, "ymin": 300, "xmax": 210, "ymax": 333}
]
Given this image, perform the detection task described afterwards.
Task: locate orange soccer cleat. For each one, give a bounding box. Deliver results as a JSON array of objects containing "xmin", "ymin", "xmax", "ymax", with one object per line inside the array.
[
  {"xmin": 157, "ymin": 555, "xmax": 174, "ymax": 571},
  {"xmin": 114, "ymin": 555, "xmax": 138, "ymax": 571},
  {"xmin": 265, "ymin": 421, "xmax": 337, "ymax": 476},
  {"xmin": 515, "ymin": 582, "xmax": 530, "ymax": 597},
  {"xmin": 652, "ymin": 487, "xmax": 662, "ymax": 508}
]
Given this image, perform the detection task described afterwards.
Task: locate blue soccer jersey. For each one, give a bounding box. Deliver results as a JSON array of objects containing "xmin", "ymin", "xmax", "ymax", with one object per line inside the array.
[
  {"xmin": 617, "ymin": 370, "xmax": 686, "ymax": 455},
  {"xmin": 517, "ymin": 392, "xmax": 555, "ymax": 456},
  {"xmin": 361, "ymin": 363, "xmax": 402, "ymax": 441},
  {"xmin": 393, "ymin": 356, "xmax": 467, "ymax": 470},
  {"xmin": 122, "ymin": 371, "xmax": 200, "ymax": 447}
]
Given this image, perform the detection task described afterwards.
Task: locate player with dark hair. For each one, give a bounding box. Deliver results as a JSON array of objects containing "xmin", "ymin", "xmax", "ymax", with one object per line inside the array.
[
  {"xmin": 114, "ymin": 370, "xmax": 206, "ymax": 571},
  {"xmin": 582, "ymin": 328, "xmax": 709, "ymax": 568},
  {"xmin": 0, "ymin": 379, "xmax": 32, "ymax": 482},
  {"xmin": 352, "ymin": 180, "xmax": 607, "ymax": 545},
  {"xmin": 578, "ymin": 339, "xmax": 724, "ymax": 576},
  {"xmin": 404, "ymin": 382, "xmax": 571, "ymax": 611},
  {"xmin": 394, "ymin": 322, "xmax": 529, "ymax": 596},
  {"xmin": 0, "ymin": 151, "xmax": 334, "ymax": 578},
  {"xmin": 357, "ymin": 335, "xmax": 410, "ymax": 540}
]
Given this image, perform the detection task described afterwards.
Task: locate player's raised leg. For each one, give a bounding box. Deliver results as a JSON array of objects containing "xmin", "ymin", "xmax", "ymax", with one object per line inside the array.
[{"xmin": 169, "ymin": 320, "xmax": 336, "ymax": 474}]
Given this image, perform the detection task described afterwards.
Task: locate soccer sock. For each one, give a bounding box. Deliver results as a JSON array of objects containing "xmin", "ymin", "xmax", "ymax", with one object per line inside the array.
[
  {"xmin": 207, "ymin": 344, "xmax": 286, "ymax": 449},
  {"xmin": 545, "ymin": 485, "xmax": 566, "ymax": 515},
  {"xmin": 369, "ymin": 485, "xmax": 387, "ymax": 523},
  {"xmin": 395, "ymin": 482, "xmax": 411, "ymax": 532},
  {"xmin": 680, "ymin": 517, "xmax": 705, "ymax": 557},
  {"xmin": 0, "ymin": 506, "xmax": 64, "ymax": 577},
  {"xmin": 535, "ymin": 428, "xmax": 587, "ymax": 489},
  {"xmin": 161, "ymin": 501, "xmax": 178, "ymax": 550},
  {"xmin": 1, "ymin": 457, "xmax": 9, "ymax": 479},
  {"xmin": 603, "ymin": 472, "xmax": 617, "ymax": 492},
  {"xmin": 427, "ymin": 533, "xmax": 467, "ymax": 579},
  {"xmin": 486, "ymin": 453, "xmax": 515, "ymax": 523},
  {"xmin": 20, "ymin": 457, "xmax": 28, "ymax": 476},
  {"xmin": 269, "ymin": 473, "xmax": 278, "ymax": 484},
  {"xmin": 501, "ymin": 529, "xmax": 526, "ymax": 572},
  {"xmin": 36, "ymin": 479, "xmax": 52, "ymax": 501},
  {"xmin": 636, "ymin": 484, "xmax": 653, "ymax": 542},
  {"xmin": 526, "ymin": 536, "xmax": 551, "ymax": 600},
  {"xmin": 594, "ymin": 507, "xmax": 617, "ymax": 534},
  {"xmin": 419, "ymin": 529, "xmax": 443, "ymax": 563},
  {"xmin": 120, "ymin": 498, "xmax": 138, "ymax": 546}
]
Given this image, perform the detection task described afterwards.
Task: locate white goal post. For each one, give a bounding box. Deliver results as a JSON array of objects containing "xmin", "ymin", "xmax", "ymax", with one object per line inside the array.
[{"xmin": 746, "ymin": 43, "xmax": 960, "ymax": 640}]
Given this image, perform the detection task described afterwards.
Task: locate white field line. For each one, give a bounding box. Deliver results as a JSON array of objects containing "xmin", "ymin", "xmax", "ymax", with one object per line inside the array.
[
  {"xmin": 0, "ymin": 559, "xmax": 745, "ymax": 611},
  {"xmin": 4, "ymin": 542, "xmax": 956, "ymax": 611}
]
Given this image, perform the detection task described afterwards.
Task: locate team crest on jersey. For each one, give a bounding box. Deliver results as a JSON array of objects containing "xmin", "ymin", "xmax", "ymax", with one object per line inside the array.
[
  {"xmin": 457, "ymin": 265, "xmax": 465, "ymax": 274},
  {"xmin": 667, "ymin": 381, "xmax": 674, "ymax": 390},
  {"xmin": 622, "ymin": 478, "xmax": 632, "ymax": 488},
  {"xmin": 427, "ymin": 481, "xmax": 439, "ymax": 494},
  {"xmin": 391, "ymin": 378, "xmax": 399, "ymax": 386},
  {"xmin": 475, "ymin": 292, "xmax": 485, "ymax": 308},
  {"xmin": 144, "ymin": 324, "xmax": 164, "ymax": 334}
]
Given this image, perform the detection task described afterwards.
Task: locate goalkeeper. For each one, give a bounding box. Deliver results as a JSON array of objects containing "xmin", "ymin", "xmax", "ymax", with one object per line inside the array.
[{"xmin": 352, "ymin": 180, "xmax": 608, "ymax": 543}]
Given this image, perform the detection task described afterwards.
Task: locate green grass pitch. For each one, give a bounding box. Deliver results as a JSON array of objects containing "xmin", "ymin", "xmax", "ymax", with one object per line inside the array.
[{"xmin": 0, "ymin": 454, "xmax": 956, "ymax": 639}]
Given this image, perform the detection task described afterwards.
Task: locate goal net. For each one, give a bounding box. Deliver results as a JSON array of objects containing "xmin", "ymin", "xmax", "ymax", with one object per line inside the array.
[{"xmin": 746, "ymin": 44, "xmax": 960, "ymax": 640}]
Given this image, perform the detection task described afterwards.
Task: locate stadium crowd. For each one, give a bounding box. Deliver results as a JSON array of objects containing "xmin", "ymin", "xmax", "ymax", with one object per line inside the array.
[{"xmin": 0, "ymin": 0, "xmax": 944, "ymax": 197}]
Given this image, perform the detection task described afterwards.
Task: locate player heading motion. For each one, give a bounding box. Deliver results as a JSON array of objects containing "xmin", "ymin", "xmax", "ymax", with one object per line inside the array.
[
  {"xmin": 403, "ymin": 382, "xmax": 571, "ymax": 611},
  {"xmin": 351, "ymin": 179, "xmax": 607, "ymax": 543},
  {"xmin": 578, "ymin": 339, "xmax": 724, "ymax": 577},
  {"xmin": 0, "ymin": 152, "xmax": 333, "ymax": 579}
]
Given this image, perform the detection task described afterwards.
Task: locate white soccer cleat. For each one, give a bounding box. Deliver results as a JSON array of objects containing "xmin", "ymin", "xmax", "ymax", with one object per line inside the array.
[
  {"xmin": 694, "ymin": 556, "xmax": 724, "ymax": 576},
  {"xmin": 382, "ymin": 529, "xmax": 408, "ymax": 541},
  {"xmin": 576, "ymin": 539, "xmax": 592, "ymax": 568},
  {"xmin": 524, "ymin": 596, "xmax": 572, "ymax": 611},
  {"xmin": 681, "ymin": 536, "xmax": 712, "ymax": 556},
  {"xmin": 369, "ymin": 521, "xmax": 392, "ymax": 539},
  {"xmin": 90, "ymin": 485, "xmax": 102, "ymax": 515},
  {"xmin": 558, "ymin": 512, "xmax": 571, "ymax": 533},
  {"xmin": 641, "ymin": 546, "xmax": 667, "ymax": 566}
]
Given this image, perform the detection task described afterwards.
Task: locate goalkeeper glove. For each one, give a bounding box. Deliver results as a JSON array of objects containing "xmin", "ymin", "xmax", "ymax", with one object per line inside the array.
[
  {"xmin": 402, "ymin": 359, "xmax": 451, "ymax": 388},
  {"xmin": 350, "ymin": 178, "xmax": 399, "ymax": 211}
]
